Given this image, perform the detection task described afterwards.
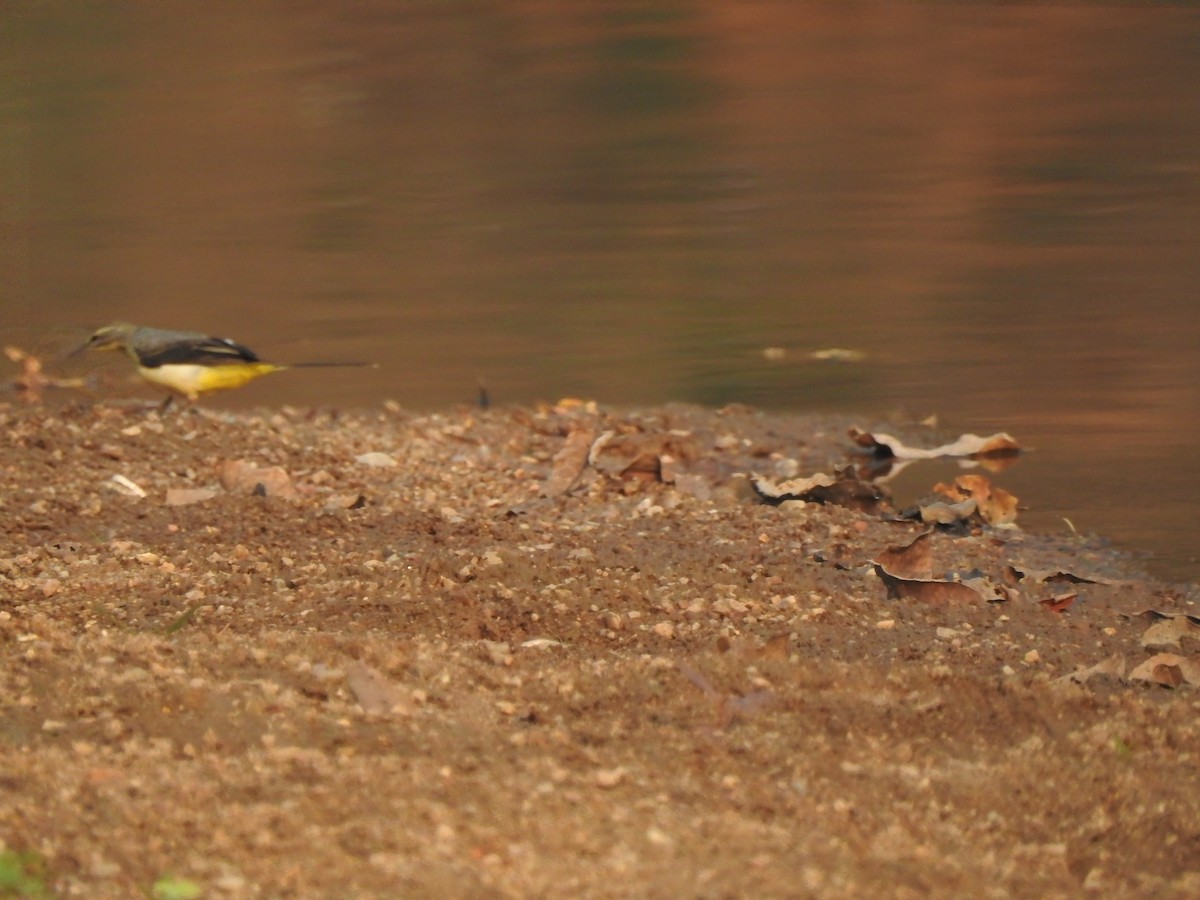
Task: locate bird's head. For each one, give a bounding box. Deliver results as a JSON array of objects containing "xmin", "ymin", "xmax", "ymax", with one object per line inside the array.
[{"xmin": 71, "ymin": 323, "xmax": 138, "ymax": 356}]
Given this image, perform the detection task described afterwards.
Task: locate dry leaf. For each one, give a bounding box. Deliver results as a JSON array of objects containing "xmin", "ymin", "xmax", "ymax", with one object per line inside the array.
[
  {"xmin": 850, "ymin": 428, "xmax": 1021, "ymax": 460},
  {"xmin": 874, "ymin": 531, "xmax": 934, "ymax": 580},
  {"xmin": 588, "ymin": 430, "xmax": 694, "ymax": 483},
  {"xmin": 1059, "ymin": 654, "xmax": 1126, "ymax": 685},
  {"xmin": 1125, "ymin": 609, "xmax": 1200, "ymax": 625},
  {"xmin": 1039, "ymin": 592, "xmax": 1077, "ymax": 613},
  {"xmin": 1141, "ymin": 617, "xmax": 1200, "ymax": 650},
  {"xmin": 752, "ymin": 472, "xmax": 837, "ymax": 496},
  {"xmin": 1004, "ymin": 565, "xmax": 1111, "ymax": 586},
  {"xmin": 874, "ymin": 564, "xmax": 985, "ymax": 606},
  {"xmin": 540, "ymin": 426, "xmax": 595, "ymax": 497},
  {"xmin": 933, "ymin": 475, "xmax": 1019, "ymax": 526},
  {"xmin": 1128, "ymin": 653, "xmax": 1200, "ymax": 688},
  {"xmin": 751, "ymin": 468, "xmax": 890, "ymax": 515},
  {"xmin": 914, "ymin": 497, "xmax": 979, "ymax": 526}
]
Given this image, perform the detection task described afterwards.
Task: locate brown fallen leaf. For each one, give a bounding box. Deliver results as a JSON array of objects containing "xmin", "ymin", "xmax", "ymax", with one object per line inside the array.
[
  {"xmin": 588, "ymin": 430, "xmax": 696, "ymax": 483},
  {"xmin": 539, "ymin": 425, "xmax": 596, "ymax": 497},
  {"xmin": 850, "ymin": 428, "xmax": 1021, "ymax": 460},
  {"xmin": 1058, "ymin": 654, "xmax": 1126, "ymax": 685},
  {"xmin": 875, "ymin": 530, "xmax": 934, "ymax": 580},
  {"xmin": 1004, "ymin": 564, "xmax": 1112, "ymax": 586},
  {"xmin": 874, "ymin": 564, "xmax": 985, "ymax": 606},
  {"xmin": 1124, "ymin": 609, "xmax": 1200, "ymax": 625},
  {"xmin": 751, "ymin": 468, "xmax": 891, "ymax": 515},
  {"xmin": 912, "ymin": 497, "xmax": 979, "ymax": 527},
  {"xmin": 1141, "ymin": 617, "xmax": 1200, "ymax": 650},
  {"xmin": 933, "ymin": 474, "xmax": 1019, "ymax": 526},
  {"xmin": 1128, "ymin": 653, "xmax": 1200, "ymax": 688},
  {"xmin": 752, "ymin": 471, "xmax": 836, "ymax": 496},
  {"xmin": 1153, "ymin": 664, "xmax": 1184, "ymax": 687},
  {"xmin": 345, "ymin": 661, "xmax": 412, "ymax": 715},
  {"xmin": 1039, "ymin": 592, "xmax": 1077, "ymax": 613}
]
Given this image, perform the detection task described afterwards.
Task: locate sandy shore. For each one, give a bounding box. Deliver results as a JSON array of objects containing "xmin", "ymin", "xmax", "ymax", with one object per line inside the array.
[{"xmin": 1, "ymin": 400, "xmax": 1197, "ymax": 897}]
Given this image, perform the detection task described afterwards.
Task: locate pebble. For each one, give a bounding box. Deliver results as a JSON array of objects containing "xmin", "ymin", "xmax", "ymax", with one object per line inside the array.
[{"xmin": 595, "ymin": 767, "xmax": 626, "ymax": 788}]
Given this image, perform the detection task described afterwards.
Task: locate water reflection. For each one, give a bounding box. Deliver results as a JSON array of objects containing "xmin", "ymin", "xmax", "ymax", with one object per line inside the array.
[{"xmin": 4, "ymin": 2, "xmax": 1200, "ymax": 579}]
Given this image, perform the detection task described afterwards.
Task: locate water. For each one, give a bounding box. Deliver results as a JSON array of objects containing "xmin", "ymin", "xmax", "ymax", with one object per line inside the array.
[{"xmin": 4, "ymin": 2, "xmax": 1200, "ymax": 580}]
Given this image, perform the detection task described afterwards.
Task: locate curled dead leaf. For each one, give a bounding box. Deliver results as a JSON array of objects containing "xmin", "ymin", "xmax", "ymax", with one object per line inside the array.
[
  {"xmin": 911, "ymin": 497, "xmax": 979, "ymax": 527},
  {"xmin": 1128, "ymin": 653, "xmax": 1200, "ymax": 688},
  {"xmin": 1039, "ymin": 593, "xmax": 1077, "ymax": 613},
  {"xmin": 874, "ymin": 530, "xmax": 934, "ymax": 580},
  {"xmin": 933, "ymin": 475, "xmax": 1019, "ymax": 526},
  {"xmin": 1141, "ymin": 617, "xmax": 1200, "ymax": 650},
  {"xmin": 1058, "ymin": 654, "xmax": 1126, "ymax": 685},
  {"xmin": 751, "ymin": 468, "xmax": 891, "ymax": 515},
  {"xmin": 1125, "ymin": 609, "xmax": 1200, "ymax": 625},
  {"xmin": 850, "ymin": 428, "xmax": 1021, "ymax": 461},
  {"xmin": 874, "ymin": 564, "xmax": 986, "ymax": 606},
  {"xmin": 1004, "ymin": 565, "xmax": 1112, "ymax": 586},
  {"xmin": 588, "ymin": 430, "xmax": 697, "ymax": 483}
]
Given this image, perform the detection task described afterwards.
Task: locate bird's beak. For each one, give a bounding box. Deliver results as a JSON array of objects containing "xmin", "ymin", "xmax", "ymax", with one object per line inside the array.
[
  {"xmin": 67, "ymin": 331, "xmax": 109, "ymax": 358},
  {"xmin": 66, "ymin": 336, "xmax": 94, "ymax": 358}
]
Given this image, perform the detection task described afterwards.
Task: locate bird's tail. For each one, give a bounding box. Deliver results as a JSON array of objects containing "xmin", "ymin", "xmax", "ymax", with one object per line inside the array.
[{"xmin": 287, "ymin": 362, "xmax": 379, "ymax": 369}]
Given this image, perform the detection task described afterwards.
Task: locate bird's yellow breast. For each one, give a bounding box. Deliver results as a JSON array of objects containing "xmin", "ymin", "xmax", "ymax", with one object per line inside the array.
[{"xmin": 137, "ymin": 362, "xmax": 285, "ymax": 399}]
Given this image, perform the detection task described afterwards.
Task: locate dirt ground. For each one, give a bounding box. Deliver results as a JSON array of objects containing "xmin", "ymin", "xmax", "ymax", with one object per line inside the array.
[{"xmin": 1, "ymin": 398, "xmax": 1198, "ymax": 898}]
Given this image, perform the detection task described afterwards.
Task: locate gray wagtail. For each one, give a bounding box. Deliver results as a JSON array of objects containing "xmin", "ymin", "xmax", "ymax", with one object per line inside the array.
[{"xmin": 74, "ymin": 322, "xmax": 373, "ymax": 402}]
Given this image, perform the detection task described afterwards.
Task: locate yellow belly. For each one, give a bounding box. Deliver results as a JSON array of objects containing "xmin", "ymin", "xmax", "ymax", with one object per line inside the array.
[{"xmin": 138, "ymin": 363, "xmax": 285, "ymax": 400}]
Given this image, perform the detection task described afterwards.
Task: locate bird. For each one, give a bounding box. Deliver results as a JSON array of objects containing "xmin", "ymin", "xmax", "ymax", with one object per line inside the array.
[{"xmin": 73, "ymin": 322, "xmax": 372, "ymax": 403}]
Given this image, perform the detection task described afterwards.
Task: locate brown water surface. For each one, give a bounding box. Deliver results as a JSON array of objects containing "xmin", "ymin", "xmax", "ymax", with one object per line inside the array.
[{"xmin": 4, "ymin": 2, "xmax": 1200, "ymax": 578}]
